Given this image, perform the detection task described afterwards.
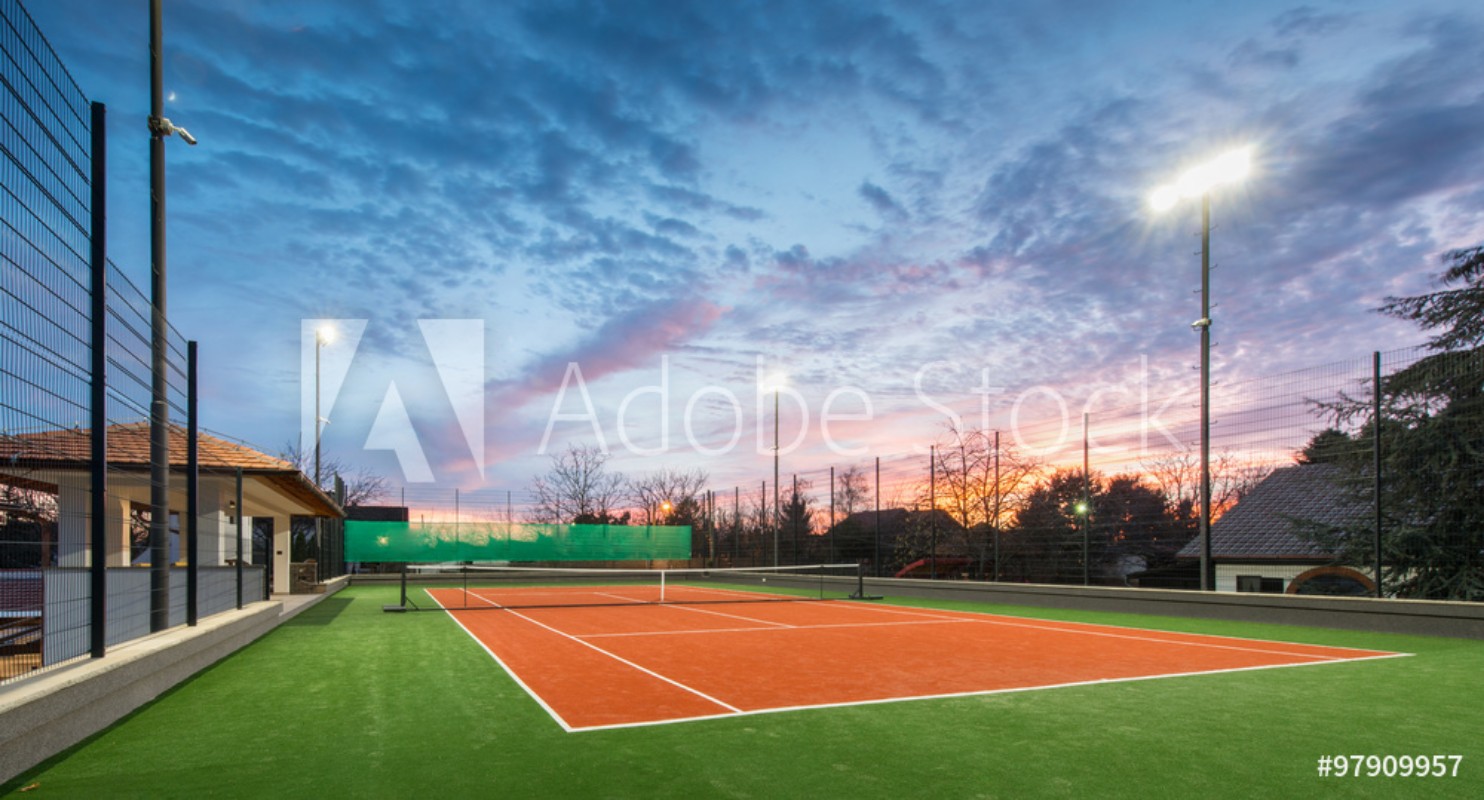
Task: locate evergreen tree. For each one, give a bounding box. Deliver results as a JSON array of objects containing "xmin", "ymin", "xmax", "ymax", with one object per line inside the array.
[{"xmin": 1316, "ymin": 245, "xmax": 1484, "ymax": 599}]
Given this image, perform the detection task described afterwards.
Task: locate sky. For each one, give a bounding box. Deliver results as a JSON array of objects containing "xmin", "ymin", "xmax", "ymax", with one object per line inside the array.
[{"xmin": 27, "ymin": 0, "xmax": 1484, "ymax": 502}]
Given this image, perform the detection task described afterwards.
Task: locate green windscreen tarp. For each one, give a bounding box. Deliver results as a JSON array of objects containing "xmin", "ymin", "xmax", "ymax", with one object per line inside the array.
[{"xmin": 344, "ymin": 520, "xmax": 693, "ymax": 562}]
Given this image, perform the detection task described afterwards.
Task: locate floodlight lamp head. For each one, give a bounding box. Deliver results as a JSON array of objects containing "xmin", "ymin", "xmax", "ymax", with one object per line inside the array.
[
  {"xmin": 1176, "ymin": 146, "xmax": 1253, "ymax": 199},
  {"xmin": 1149, "ymin": 185, "xmax": 1179, "ymax": 212},
  {"xmin": 1191, "ymin": 317, "xmax": 1212, "ymax": 330},
  {"xmin": 1209, "ymin": 147, "xmax": 1252, "ymax": 184},
  {"xmin": 316, "ymin": 324, "xmax": 337, "ymax": 344}
]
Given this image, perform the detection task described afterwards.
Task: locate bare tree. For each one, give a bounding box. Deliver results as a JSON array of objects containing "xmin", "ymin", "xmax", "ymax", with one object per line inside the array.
[
  {"xmin": 0, "ymin": 482, "xmax": 58, "ymax": 568},
  {"xmin": 629, "ymin": 468, "xmax": 709, "ymax": 524},
  {"xmin": 925, "ymin": 424, "xmax": 1039, "ymax": 530},
  {"xmin": 835, "ymin": 464, "xmax": 872, "ymax": 519},
  {"xmin": 279, "ymin": 442, "xmax": 389, "ymax": 507},
  {"xmin": 529, "ymin": 444, "xmax": 628, "ymax": 523},
  {"xmin": 1140, "ymin": 449, "xmax": 1271, "ymax": 521},
  {"xmin": 1140, "ymin": 451, "xmax": 1199, "ymax": 510},
  {"xmin": 1212, "ymin": 451, "xmax": 1272, "ymax": 519}
]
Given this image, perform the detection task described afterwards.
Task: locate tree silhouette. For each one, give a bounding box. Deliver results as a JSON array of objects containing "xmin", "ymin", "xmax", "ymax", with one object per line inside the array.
[{"xmin": 1312, "ymin": 245, "xmax": 1484, "ymax": 599}]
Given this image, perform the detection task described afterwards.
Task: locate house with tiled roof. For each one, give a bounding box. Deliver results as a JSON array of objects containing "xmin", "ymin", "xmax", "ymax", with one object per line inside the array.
[
  {"xmin": 1174, "ymin": 463, "xmax": 1374, "ymax": 595},
  {"xmin": 0, "ymin": 423, "xmax": 341, "ymax": 594}
]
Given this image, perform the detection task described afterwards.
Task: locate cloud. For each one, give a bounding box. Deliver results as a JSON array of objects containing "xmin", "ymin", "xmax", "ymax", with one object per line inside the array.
[
  {"xmin": 24, "ymin": 0, "xmax": 1484, "ymax": 492},
  {"xmin": 489, "ymin": 297, "xmax": 727, "ymax": 412},
  {"xmin": 859, "ymin": 180, "xmax": 908, "ymax": 221}
]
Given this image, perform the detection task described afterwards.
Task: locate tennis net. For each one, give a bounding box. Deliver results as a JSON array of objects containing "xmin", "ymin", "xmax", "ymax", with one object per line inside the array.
[{"xmin": 393, "ymin": 563, "xmax": 867, "ymax": 611}]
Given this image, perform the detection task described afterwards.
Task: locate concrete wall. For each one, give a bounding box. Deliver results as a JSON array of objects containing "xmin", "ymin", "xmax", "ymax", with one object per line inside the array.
[
  {"xmin": 849, "ymin": 577, "xmax": 1484, "ymax": 639},
  {"xmin": 359, "ymin": 569, "xmax": 1484, "ymax": 638},
  {"xmin": 730, "ymin": 573, "xmax": 1484, "ymax": 640},
  {"xmin": 0, "ymin": 578, "xmax": 346, "ymax": 785}
]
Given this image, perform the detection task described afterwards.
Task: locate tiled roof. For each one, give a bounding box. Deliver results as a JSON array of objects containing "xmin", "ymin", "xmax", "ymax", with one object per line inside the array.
[
  {"xmin": 836, "ymin": 507, "xmax": 964, "ymax": 533},
  {"xmin": 1177, "ymin": 463, "xmax": 1363, "ymax": 560},
  {"xmin": 0, "ymin": 423, "xmax": 292, "ymax": 471},
  {"xmin": 1, "ymin": 424, "xmax": 341, "ymax": 518}
]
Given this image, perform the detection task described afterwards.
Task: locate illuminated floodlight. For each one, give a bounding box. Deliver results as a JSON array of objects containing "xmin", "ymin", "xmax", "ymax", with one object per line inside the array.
[
  {"xmin": 1149, "ymin": 185, "xmax": 1180, "ymax": 212},
  {"xmin": 1150, "ymin": 146, "xmax": 1253, "ymax": 211},
  {"xmin": 316, "ymin": 324, "xmax": 337, "ymax": 345},
  {"xmin": 1145, "ymin": 144, "xmax": 1256, "ymax": 593}
]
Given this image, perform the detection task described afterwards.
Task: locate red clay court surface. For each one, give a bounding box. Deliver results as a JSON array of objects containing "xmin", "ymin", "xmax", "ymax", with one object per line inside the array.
[{"xmin": 426, "ymin": 585, "xmax": 1408, "ymax": 732}]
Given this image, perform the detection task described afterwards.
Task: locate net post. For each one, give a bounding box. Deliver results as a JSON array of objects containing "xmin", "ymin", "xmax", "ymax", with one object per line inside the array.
[
  {"xmin": 660, "ymin": 569, "xmax": 666, "ymax": 604},
  {"xmin": 383, "ymin": 562, "xmax": 409, "ymax": 612},
  {"xmin": 849, "ymin": 560, "xmax": 881, "ymax": 600}
]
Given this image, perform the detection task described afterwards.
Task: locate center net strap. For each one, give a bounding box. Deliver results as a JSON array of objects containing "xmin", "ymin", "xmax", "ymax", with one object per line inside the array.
[{"xmin": 408, "ymin": 563, "xmax": 863, "ymax": 611}]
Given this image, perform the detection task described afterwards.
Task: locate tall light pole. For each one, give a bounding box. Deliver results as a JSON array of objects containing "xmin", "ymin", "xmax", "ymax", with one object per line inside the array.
[
  {"xmin": 765, "ymin": 373, "xmax": 786, "ymax": 567},
  {"xmin": 146, "ymin": 0, "xmax": 196, "ymax": 633},
  {"xmin": 773, "ymin": 384, "xmax": 781, "ymax": 567},
  {"xmin": 314, "ymin": 324, "xmax": 336, "ymax": 488},
  {"xmin": 314, "ymin": 324, "xmax": 334, "ymax": 580},
  {"xmin": 1150, "ymin": 146, "xmax": 1252, "ymax": 592}
]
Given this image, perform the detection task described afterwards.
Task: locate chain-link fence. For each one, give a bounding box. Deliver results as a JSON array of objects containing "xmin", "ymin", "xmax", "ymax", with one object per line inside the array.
[
  {"xmin": 374, "ymin": 341, "xmax": 1480, "ymax": 602},
  {"xmin": 0, "ymin": 0, "xmax": 282, "ymax": 685}
]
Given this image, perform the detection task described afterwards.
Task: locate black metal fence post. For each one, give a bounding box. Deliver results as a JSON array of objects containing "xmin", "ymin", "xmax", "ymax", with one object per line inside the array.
[
  {"xmin": 236, "ymin": 467, "xmax": 244, "ymax": 608},
  {"xmin": 1373, "ymin": 351, "xmax": 1383, "ymax": 599},
  {"xmin": 186, "ymin": 340, "xmax": 198, "ymax": 626},
  {"xmin": 88, "ymin": 100, "xmax": 108, "ymax": 658}
]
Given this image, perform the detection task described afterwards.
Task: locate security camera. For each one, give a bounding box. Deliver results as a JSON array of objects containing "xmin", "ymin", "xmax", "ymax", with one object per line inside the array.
[
  {"xmin": 1190, "ymin": 318, "xmax": 1211, "ymax": 330},
  {"xmin": 150, "ymin": 116, "xmax": 198, "ymax": 145}
]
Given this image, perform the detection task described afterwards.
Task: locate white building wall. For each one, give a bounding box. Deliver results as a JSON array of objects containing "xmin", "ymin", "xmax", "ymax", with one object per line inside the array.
[
  {"xmin": 54, "ymin": 477, "xmax": 130, "ymax": 568},
  {"xmin": 272, "ymin": 515, "xmax": 292, "ymax": 594},
  {"xmin": 1215, "ymin": 563, "xmax": 1313, "ymax": 593}
]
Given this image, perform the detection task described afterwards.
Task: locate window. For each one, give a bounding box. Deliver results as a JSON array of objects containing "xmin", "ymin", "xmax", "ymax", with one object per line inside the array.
[{"xmin": 1236, "ymin": 575, "xmax": 1285, "ymax": 593}]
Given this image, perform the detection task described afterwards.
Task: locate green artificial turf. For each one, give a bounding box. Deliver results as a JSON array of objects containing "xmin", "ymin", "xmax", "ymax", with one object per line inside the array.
[{"xmin": 3, "ymin": 585, "xmax": 1481, "ymax": 799}]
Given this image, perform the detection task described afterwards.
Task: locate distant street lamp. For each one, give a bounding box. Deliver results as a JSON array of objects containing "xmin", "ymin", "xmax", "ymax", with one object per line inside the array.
[
  {"xmin": 314, "ymin": 324, "xmax": 336, "ymax": 487},
  {"xmin": 314, "ymin": 324, "xmax": 335, "ymax": 580},
  {"xmin": 1150, "ymin": 146, "xmax": 1253, "ymax": 592},
  {"xmin": 764, "ymin": 373, "xmax": 787, "ymax": 567}
]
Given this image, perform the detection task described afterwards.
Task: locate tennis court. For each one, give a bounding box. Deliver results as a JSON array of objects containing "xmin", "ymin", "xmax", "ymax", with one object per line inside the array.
[{"xmin": 426, "ymin": 578, "xmax": 1406, "ymax": 732}]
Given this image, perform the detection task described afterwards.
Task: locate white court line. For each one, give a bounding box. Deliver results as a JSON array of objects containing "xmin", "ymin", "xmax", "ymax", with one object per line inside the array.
[
  {"xmin": 426, "ymin": 591, "xmax": 578, "ymax": 733},
  {"xmin": 567, "ymin": 651, "xmax": 1414, "ymax": 733},
  {"xmin": 559, "ymin": 599, "xmax": 1386, "ymax": 662},
  {"xmin": 450, "ymin": 588, "xmax": 1394, "ymax": 661},
  {"xmin": 456, "ymin": 587, "xmax": 646, "ymax": 607},
  {"xmin": 442, "ymin": 587, "xmax": 500, "ymax": 607},
  {"xmin": 497, "ymin": 606, "xmax": 743, "ymax": 715},
  {"xmin": 655, "ymin": 603, "xmax": 797, "ymax": 628},
  {"xmin": 581, "ymin": 617, "xmax": 968, "ymax": 639},
  {"xmin": 829, "ymin": 602, "xmax": 1405, "ymax": 662},
  {"xmin": 431, "ymin": 589, "xmax": 1413, "ymax": 733}
]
